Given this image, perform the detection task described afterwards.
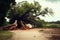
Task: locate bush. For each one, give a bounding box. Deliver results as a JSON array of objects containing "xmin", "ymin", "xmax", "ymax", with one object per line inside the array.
[{"xmin": 46, "ymin": 25, "xmax": 58, "ymax": 28}]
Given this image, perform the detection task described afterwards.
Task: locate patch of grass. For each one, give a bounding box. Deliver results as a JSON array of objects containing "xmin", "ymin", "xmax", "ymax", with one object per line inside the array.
[
  {"xmin": 0, "ymin": 30, "xmax": 13, "ymax": 40},
  {"xmin": 39, "ymin": 30, "xmax": 44, "ymax": 32}
]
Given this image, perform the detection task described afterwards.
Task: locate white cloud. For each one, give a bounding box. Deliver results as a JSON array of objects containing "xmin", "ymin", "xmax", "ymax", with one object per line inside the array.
[
  {"xmin": 39, "ymin": 1, "xmax": 60, "ymax": 22},
  {"xmin": 46, "ymin": 0, "xmax": 60, "ymax": 2}
]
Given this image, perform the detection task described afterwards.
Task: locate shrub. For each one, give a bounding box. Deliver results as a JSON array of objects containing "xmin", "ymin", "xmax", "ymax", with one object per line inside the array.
[{"xmin": 46, "ymin": 25, "xmax": 58, "ymax": 28}]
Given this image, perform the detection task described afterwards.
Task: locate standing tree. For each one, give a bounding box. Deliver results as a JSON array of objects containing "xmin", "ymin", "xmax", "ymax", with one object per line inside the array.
[
  {"xmin": 0, "ymin": 0, "xmax": 15, "ymax": 26},
  {"xmin": 7, "ymin": 1, "xmax": 53, "ymax": 28}
]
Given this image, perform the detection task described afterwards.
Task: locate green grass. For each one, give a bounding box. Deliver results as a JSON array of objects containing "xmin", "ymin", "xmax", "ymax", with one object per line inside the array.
[
  {"xmin": 0, "ymin": 30, "xmax": 13, "ymax": 40},
  {"xmin": 39, "ymin": 30, "xmax": 44, "ymax": 32}
]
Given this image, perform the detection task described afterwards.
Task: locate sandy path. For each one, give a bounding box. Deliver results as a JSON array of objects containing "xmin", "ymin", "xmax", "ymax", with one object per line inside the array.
[
  {"xmin": 10, "ymin": 29, "xmax": 49, "ymax": 40},
  {"xmin": 10, "ymin": 28, "xmax": 60, "ymax": 40}
]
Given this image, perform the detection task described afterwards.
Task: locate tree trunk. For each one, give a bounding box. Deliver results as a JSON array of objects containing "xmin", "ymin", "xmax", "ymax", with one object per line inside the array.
[{"xmin": 17, "ymin": 20, "xmax": 26, "ymax": 29}]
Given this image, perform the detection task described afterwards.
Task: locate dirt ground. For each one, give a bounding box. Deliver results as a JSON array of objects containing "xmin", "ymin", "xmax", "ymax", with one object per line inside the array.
[{"xmin": 10, "ymin": 28, "xmax": 60, "ymax": 40}]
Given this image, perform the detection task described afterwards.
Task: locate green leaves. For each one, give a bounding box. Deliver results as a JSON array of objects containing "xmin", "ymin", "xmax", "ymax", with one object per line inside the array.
[{"xmin": 7, "ymin": 1, "xmax": 54, "ymax": 25}]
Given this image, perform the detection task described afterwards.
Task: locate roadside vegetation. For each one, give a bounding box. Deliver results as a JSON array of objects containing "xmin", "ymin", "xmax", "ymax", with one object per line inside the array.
[
  {"xmin": 0, "ymin": 30, "xmax": 13, "ymax": 40},
  {"xmin": 44, "ymin": 21, "xmax": 60, "ymax": 28}
]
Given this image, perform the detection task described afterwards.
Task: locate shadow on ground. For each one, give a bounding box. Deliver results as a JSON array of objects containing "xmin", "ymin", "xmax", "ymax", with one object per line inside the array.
[
  {"xmin": 41, "ymin": 28, "xmax": 60, "ymax": 40},
  {"xmin": 39, "ymin": 28, "xmax": 60, "ymax": 40},
  {"xmin": 48, "ymin": 35, "xmax": 60, "ymax": 40}
]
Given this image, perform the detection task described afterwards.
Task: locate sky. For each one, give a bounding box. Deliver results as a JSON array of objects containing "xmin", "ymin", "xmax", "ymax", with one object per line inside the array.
[{"xmin": 15, "ymin": 0, "xmax": 60, "ymax": 22}]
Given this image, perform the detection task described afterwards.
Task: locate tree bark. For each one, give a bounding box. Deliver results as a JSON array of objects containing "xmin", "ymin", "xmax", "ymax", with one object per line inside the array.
[{"xmin": 17, "ymin": 20, "xmax": 25, "ymax": 29}]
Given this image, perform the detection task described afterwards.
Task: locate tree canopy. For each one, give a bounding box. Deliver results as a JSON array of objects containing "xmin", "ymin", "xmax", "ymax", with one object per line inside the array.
[{"xmin": 7, "ymin": 1, "xmax": 53, "ymax": 28}]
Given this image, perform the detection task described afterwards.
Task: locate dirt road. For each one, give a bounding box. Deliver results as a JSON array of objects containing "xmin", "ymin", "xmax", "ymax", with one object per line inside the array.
[{"xmin": 10, "ymin": 28, "xmax": 60, "ymax": 40}]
